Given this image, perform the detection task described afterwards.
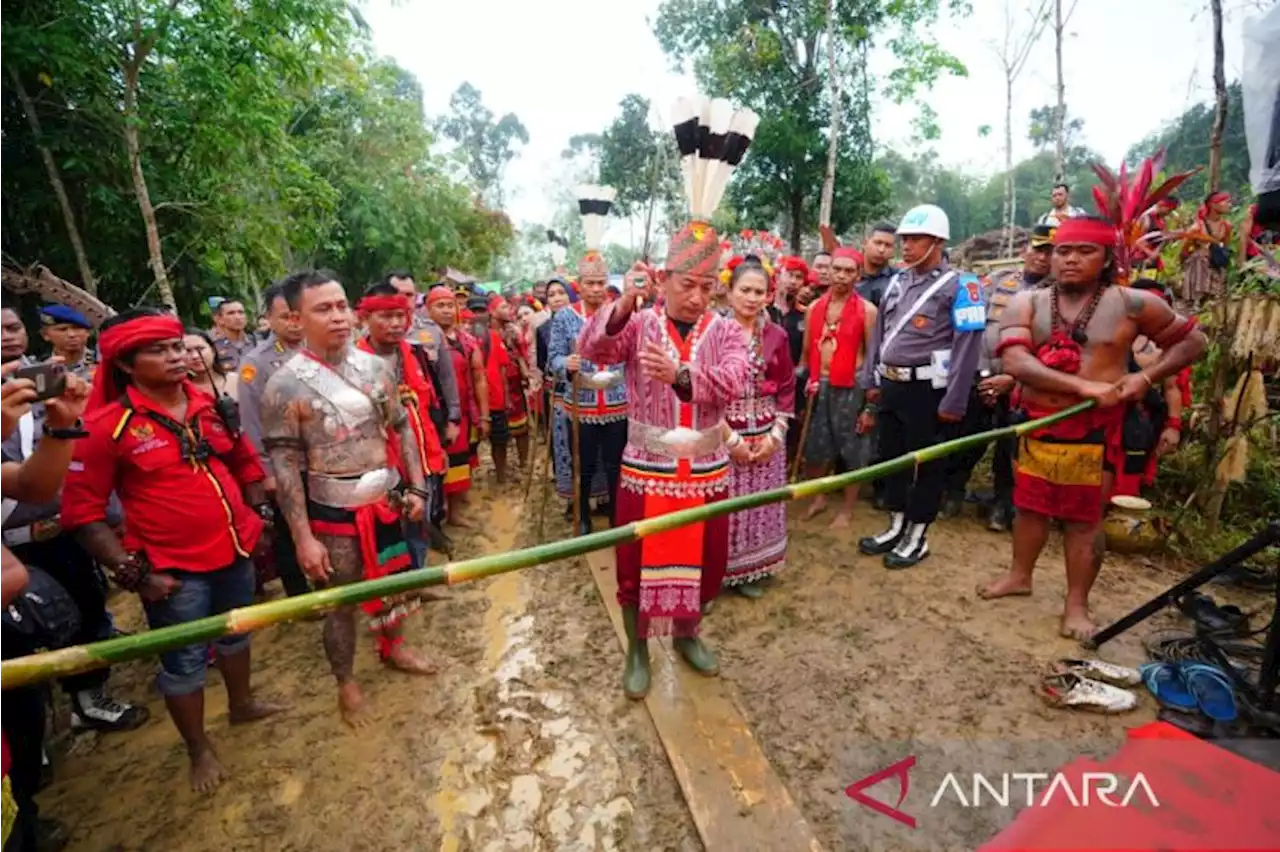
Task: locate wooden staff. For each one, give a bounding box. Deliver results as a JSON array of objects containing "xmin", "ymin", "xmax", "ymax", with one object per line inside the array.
[
  {"xmin": 570, "ymin": 363, "xmax": 584, "ymax": 534},
  {"xmin": 536, "ymin": 391, "xmax": 557, "ymax": 541},
  {"xmin": 789, "ymin": 386, "xmax": 818, "ymax": 483}
]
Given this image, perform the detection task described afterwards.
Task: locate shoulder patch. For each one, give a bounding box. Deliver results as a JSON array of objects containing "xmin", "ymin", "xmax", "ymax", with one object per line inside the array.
[
  {"xmin": 240, "ymin": 363, "xmax": 258, "ymax": 384},
  {"xmin": 952, "ymin": 274, "xmax": 987, "ymax": 332}
]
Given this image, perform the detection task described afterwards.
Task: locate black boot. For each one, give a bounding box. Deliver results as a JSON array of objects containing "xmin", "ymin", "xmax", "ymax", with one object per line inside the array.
[
  {"xmin": 859, "ymin": 512, "xmax": 906, "ymax": 555},
  {"xmin": 987, "ymin": 500, "xmax": 1013, "ymax": 532},
  {"xmin": 884, "ymin": 522, "xmax": 930, "ymax": 569},
  {"xmin": 577, "ymin": 484, "xmax": 593, "ymax": 536},
  {"xmin": 426, "ymin": 522, "xmax": 454, "ymax": 557},
  {"xmin": 620, "ymin": 606, "xmax": 651, "ymax": 699}
]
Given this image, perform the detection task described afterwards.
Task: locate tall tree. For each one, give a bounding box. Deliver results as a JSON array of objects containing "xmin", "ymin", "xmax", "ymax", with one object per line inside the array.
[
  {"xmin": 1051, "ymin": 0, "xmax": 1076, "ymax": 179},
  {"xmin": 654, "ymin": 0, "xmax": 966, "ymax": 249},
  {"xmin": 1126, "ymin": 82, "xmax": 1250, "ymax": 202},
  {"xmin": 439, "ymin": 83, "xmax": 529, "ymax": 207},
  {"xmin": 818, "ymin": 0, "xmax": 841, "ymax": 228},
  {"xmin": 992, "ymin": 0, "xmax": 1051, "ymax": 254},
  {"xmin": 1208, "ymin": 0, "xmax": 1228, "ymax": 191}
]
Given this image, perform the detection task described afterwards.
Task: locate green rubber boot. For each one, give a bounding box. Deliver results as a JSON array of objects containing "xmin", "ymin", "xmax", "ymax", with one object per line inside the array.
[
  {"xmin": 673, "ymin": 635, "xmax": 720, "ymax": 676},
  {"xmin": 621, "ymin": 606, "xmax": 651, "ymax": 700}
]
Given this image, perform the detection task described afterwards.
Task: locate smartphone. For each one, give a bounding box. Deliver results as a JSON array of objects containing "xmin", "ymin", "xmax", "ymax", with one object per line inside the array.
[{"xmin": 12, "ymin": 361, "xmax": 67, "ymax": 401}]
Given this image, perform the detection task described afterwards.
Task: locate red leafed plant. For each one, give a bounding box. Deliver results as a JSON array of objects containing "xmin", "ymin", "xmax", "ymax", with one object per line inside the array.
[{"xmin": 1090, "ymin": 149, "xmax": 1201, "ymax": 283}]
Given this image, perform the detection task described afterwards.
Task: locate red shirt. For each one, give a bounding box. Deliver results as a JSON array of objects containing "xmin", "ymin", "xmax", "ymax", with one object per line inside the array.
[
  {"xmin": 61, "ymin": 383, "xmax": 265, "ymax": 572},
  {"xmin": 479, "ymin": 330, "xmax": 511, "ymax": 412}
]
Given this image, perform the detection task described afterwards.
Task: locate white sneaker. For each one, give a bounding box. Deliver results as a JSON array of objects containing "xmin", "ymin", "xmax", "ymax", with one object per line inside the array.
[
  {"xmin": 1051, "ymin": 658, "xmax": 1142, "ymax": 687},
  {"xmin": 1038, "ymin": 673, "xmax": 1138, "ymax": 714}
]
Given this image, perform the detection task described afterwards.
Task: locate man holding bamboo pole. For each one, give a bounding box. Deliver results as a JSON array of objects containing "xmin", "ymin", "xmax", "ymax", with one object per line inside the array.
[
  {"xmin": 61, "ymin": 309, "xmax": 287, "ymax": 792},
  {"xmin": 983, "ymin": 216, "xmax": 1206, "ymax": 640},
  {"xmin": 260, "ymin": 271, "xmax": 436, "ymax": 729}
]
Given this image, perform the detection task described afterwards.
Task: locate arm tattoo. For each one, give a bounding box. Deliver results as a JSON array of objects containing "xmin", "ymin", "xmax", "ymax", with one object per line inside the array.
[
  {"xmin": 1123, "ymin": 288, "xmax": 1146, "ymax": 319},
  {"xmin": 381, "ymin": 365, "xmax": 426, "ymax": 490},
  {"xmin": 261, "ymin": 374, "xmax": 312, "ymax": 543}
]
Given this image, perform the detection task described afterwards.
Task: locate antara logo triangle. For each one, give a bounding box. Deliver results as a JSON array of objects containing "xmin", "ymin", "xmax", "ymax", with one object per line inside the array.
[{"xmin": 844, "ymin": 755, "xmax": 917, "ymax": 829}]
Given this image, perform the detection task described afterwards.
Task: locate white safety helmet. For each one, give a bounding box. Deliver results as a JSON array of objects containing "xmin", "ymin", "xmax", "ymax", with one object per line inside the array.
[{"xmin": 896, "ymin": 204, "xmax": 951, "ymax": 241}]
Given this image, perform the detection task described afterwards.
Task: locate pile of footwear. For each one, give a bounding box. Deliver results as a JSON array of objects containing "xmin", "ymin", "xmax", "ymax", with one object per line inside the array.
[{"xmin": 1038, "ymin": 658, "xmax": 1143, "ymax": 714}]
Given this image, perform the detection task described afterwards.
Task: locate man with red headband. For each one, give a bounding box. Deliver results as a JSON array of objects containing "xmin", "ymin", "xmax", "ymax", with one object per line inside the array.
[
  {"xmin": 982, "ymin": 216, "xmax": 1206, "ymax": 640},
  {"xmin": 62, "ymin": 308, "xmax": 286, "ymax": 791},
  {"xmin": 429, "ymin": 286, "xmax": 488, "ymax": 526},
  {"xmin": 260, "ymin": 271, "xmax": 435, "ymax": 728},
  {"xmin": 548, "ymin": 248, "xmax": 629, "ymax": 536},
  {"xmin": 356, "ymin": 281, "xmax": 450, "ymax": 565},
  {"xmin": 799, "ymin": 246, "xmax": 877, "ymax": 529},
  {"xmin": 465, "ymin": 295, "xmax": 518, "ymax": 484},
  {"xmin": 579, "ymin": 225, "xmax": 751, "ymax": 699},
  {"xmin": 490, "ymin": 294, "xmax": 531, "ymax": 474}
]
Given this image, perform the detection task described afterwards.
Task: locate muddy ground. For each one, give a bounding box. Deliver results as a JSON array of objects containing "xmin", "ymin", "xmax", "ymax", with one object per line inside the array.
[{"xmin": 35, "ymin": 454, "xmax": 1267, "ymax": 851}]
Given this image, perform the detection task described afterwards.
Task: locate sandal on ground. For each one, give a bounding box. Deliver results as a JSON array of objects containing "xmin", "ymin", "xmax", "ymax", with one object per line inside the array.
[
  {"xmin": 1156, "ymin": 706, "xmax": 1214, "ymax": 738},
  {"xmin": 1178, "ymin": 662, "xmax": 1239, "ymax": 723},
  {"xmin": 1140, "ymin": 662, "xmax": 1197, "ymax": 712},
  {"xmin": 1050, "ymin": 658, "xmax": 1141, "ymax": 687},
  {"xmin": 1038, "ymin": 673, "xmax": 1138, "ymax": 713},
  {"xmin": 1178, "ymin": 592, "xmax": 1249, "ymax": 635}
]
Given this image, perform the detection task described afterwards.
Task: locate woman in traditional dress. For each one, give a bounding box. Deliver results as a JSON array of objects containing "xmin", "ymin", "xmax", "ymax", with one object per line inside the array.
[
  {"xmin": 722, "ymin": 261, "xmax": 795, "ymax": 598},
  {"xmin": 1181, "ymin": 191, "xmax": 1233, "ymax": 305}
]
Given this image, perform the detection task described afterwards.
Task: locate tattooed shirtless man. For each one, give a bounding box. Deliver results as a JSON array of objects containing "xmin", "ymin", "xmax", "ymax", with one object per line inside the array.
[{"xmin": 260, "ymin": 271, "xmax": 436, "ymax": 726}]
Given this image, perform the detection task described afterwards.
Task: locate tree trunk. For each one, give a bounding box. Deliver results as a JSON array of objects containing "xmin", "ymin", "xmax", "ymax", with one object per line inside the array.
[
  {"xmin": 1207, "ymin": 0, "xmax": 1228, "ymax": 191},
  {"xmin": 790, "ymin": 191, "xmax": 805, "ymax": 252},
  {"xmin": 818, "ymin": 0, "xmax": 840, "ymax": 228},
  {"xmin": 1053, "ymin": 0, "xmax": 1066, "ymax": 179},
  {"xmin": 122, "ymin": 63, "xmax": 176, "ymax": 309},
  {"xmin": 8, "ymin": 68, "xmax": 98, "ymax": 295},
  {"xmin": 1003, "ymin": 75, "xmax": 1015, "ymax": 256}
]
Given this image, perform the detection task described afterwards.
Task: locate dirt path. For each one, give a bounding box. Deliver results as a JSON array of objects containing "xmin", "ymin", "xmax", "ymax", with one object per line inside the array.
[{"xmin": 34, "ymin": 468, "xmax": 1262, "ymax": 851}]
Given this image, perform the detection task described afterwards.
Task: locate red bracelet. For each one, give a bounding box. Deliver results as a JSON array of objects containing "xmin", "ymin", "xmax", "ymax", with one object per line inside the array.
[
  {"xmin": 993, "ymin": 336, "xmax": 1033, "ymax": 358},
  {"xmin": 1164, "ymin": 417, "xmax": 1182, "ymax": 431}
]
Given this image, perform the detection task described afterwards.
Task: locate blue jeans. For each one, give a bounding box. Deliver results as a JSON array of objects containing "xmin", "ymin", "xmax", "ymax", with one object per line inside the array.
[
  {"xmin": 141, "ymin": 558, "xmax": 254, "ymax": 697},
  {"xmin": 403, "ymin": 520, "xmax": 428, "ymax": 569}
]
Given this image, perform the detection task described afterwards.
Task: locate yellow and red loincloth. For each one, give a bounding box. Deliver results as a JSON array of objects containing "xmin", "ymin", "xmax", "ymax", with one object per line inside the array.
[
  {"xmin": 308, "ymin": 498, "xmax": 418, "ymax": 658},
  {"xmin": 1014, "ymin": 404, "xmax": 1125, "ymax": 525}
]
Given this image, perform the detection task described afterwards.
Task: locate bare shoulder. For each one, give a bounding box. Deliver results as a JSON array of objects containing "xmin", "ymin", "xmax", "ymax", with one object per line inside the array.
[
  {"xmin": 1113, "ymin": 285, "xmax": 1151, "ymax": 318},
  {"xmin": 262, "ymin": 354, "xmax": 305, "ymax": 400}
]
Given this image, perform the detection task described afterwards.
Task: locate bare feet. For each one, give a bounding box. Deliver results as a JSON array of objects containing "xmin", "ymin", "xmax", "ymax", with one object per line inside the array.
[
  {"xmin": 384, "ymin": 644, "xmax": 438, "ymax": 676},
  {"xmin": 228, "ymin": 696, "xmax": 290, "ymax": 725},
  {"xmin": 977, "ymin": 571, "xmax": 1033, "ymax": 600},
  {"xmin": 1059, "ymin": 606, "xmax": 1099, "ymax": 641},
  {"xmin": 803, "ymin": 497, "xmax": 828, "ymax": 521},
  {"xmin": 189, "ymin": 747, "xmax": 226, "ymax": 793},
  {"xmin": 338, "ymin": 682, "xmax": 371, "ymax": 729},
  {"xmin": 829, "ymin": 512, "xmax": 852, "ymax": 531}
]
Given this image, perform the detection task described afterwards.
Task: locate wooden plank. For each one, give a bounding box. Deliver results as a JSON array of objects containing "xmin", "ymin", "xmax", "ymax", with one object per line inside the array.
[{"xmin": 584, "ymin": 548, "xmax": 826, "ymax": 852}]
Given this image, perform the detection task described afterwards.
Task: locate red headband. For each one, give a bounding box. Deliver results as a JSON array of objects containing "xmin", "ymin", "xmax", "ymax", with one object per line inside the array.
[
  {"xmin": 832, "ymin": 247, "xmax": 864, "ymax": 264},
  {"xmin": 1052, "ymin": 218, "xmax": 1118, "ymax": 247},
  {"xmin": 357, "ymin": 294, "xmax": 411, "ymax": 317},
  {"xmin": 426, "ymin": 286, "xmax": 453, "ymax": 306},
  {"xmin": 783, "ymin": 256, "xmax": 809, "ymax": 273},
  {"xmin": 87, "ymin": 315, "xmax": 185, "ymax": 411}
]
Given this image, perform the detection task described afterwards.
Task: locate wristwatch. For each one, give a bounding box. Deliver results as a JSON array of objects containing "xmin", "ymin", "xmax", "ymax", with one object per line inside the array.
[
  {"xmin": 44, "ymin": 420, "xmax": 89, "ymax": 440},
  {"xmin": 673, "ymin": 364, "xmax": 692, "ymax": 393}
]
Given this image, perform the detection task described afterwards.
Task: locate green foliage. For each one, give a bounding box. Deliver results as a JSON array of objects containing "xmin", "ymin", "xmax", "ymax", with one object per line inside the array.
[
  {"xmin": 1, "ymin": 0, "xmax": 512, "ymax": 319},
  {"xmin": 1027, "ymin": 104, "xmax": 1083, "ymax": 151},
  {"xmin": 437, "ymin": 82, "xmax": 529, "ymax": 208},
  {"xmin": 652, "ymin": 0, "xmax": 966, "ymax": 248},
  {"xmin": 1126, "ymin": 82, "xmax": 1250, "ymax": 202}
]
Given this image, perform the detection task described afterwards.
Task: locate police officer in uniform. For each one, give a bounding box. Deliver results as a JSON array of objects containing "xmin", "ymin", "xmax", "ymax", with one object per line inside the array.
[
  {"xmin": 858, "ymin": 204, "xmax": 985, "ymax": 568},
  {"xmin": 38, "ymin": 304, "xmax": 97, "ymax": 381},
  {"xmin": 237, "ymin": 282, "xmax": 310, "ymax": 597},
  {"xmin": 940, "ymin": 224, "xmax": 1055, "ymax": 530}
]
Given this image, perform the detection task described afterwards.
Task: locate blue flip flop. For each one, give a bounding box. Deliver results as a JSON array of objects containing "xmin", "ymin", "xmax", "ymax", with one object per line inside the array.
[
  {"xmin": 1178, "ymin": 662, "xmax": 1239, "ymax": 723},
  {"xmin": 1139, "ymin": 662, "xmax": 1197, "ymax": 712}
]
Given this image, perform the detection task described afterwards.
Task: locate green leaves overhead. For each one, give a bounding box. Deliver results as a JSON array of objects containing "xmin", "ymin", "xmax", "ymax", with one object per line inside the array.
[{"xmin": 2, "ymin": 0, "xmax": 514, "ymax": 319}]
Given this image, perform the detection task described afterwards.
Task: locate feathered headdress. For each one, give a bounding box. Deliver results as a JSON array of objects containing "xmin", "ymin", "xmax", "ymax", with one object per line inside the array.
[
  {"xmin": 667, "ymin": 95, "xmax": 759, "ymax": 276},
  {"xmin": 546, "ymin": 229, "xmax": 569, "ymax": 268},
  {"xmin": 1090, "ymin": 150, "xmax": 1200, "ymax": 284},
  {"xmin": 575, "ymin": 185, "xmax": 616, "ymax": 277}
]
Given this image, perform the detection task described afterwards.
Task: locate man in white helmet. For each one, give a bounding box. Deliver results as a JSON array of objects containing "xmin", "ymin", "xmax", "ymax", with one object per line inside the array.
[{"xmin": 857, "ymin": 204, "xmax": 985, "ymax": 568}]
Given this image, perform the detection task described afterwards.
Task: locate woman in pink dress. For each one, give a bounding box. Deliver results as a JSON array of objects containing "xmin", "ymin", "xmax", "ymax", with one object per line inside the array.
[{"xmin": 722, "ymin": 260, "xmax": 796, "ymax": 598}]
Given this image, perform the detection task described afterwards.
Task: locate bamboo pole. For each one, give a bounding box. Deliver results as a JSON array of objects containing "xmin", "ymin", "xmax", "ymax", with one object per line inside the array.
[{"xmin": 1, "ymin": 401, "xmax": 1094, "ymax": 690}]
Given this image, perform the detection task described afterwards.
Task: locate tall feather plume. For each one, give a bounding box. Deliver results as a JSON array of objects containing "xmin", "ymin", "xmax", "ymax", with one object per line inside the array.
[
  {"xmin": 670, "ymin": 96, "xmax": 701, "ymax": 219},
  {"xmin": 575, "ymin": 185, "xmax": 616, "ymax": 252},
  {"xmin": 670, "ymin": 94, "xmax": 759, "ymax": 223},
  {"xmin": 546, "ymin": 229, "xmax": 568, "ymax": 267},
  {"xmin": 1088, "ymin": 150, "xmax": 1201, "ymax": 283}
]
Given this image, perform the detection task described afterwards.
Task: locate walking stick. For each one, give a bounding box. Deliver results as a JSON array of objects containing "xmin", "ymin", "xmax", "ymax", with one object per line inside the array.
[
  {"xmin": 536, "ymin": 394, "xmax": 556, "ymax": 541},
  {"xmin": 570, "ymin": 367, "xmax": 583, "ymax": 534},
  {"xmin": 790, "ymin": 386, "xmax": 818, "ymax": 483}
]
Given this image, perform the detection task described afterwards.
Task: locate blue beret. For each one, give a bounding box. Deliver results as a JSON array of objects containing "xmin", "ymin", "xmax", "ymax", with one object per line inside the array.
[{"xmin": 38, "ymin": 304, "xmax": 92, "ymax": 329}]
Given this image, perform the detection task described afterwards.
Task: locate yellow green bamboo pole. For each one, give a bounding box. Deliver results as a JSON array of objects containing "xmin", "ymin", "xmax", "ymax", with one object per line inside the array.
[{"xmin": 1, "ymin": 400, "xmax": 1094, "ymax": 690}]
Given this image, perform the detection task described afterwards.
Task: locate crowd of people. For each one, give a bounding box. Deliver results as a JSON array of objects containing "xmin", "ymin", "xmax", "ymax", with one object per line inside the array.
[{"xmin": 0, "ymin": 166, "xmax": 1224, "ymax": 849}]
